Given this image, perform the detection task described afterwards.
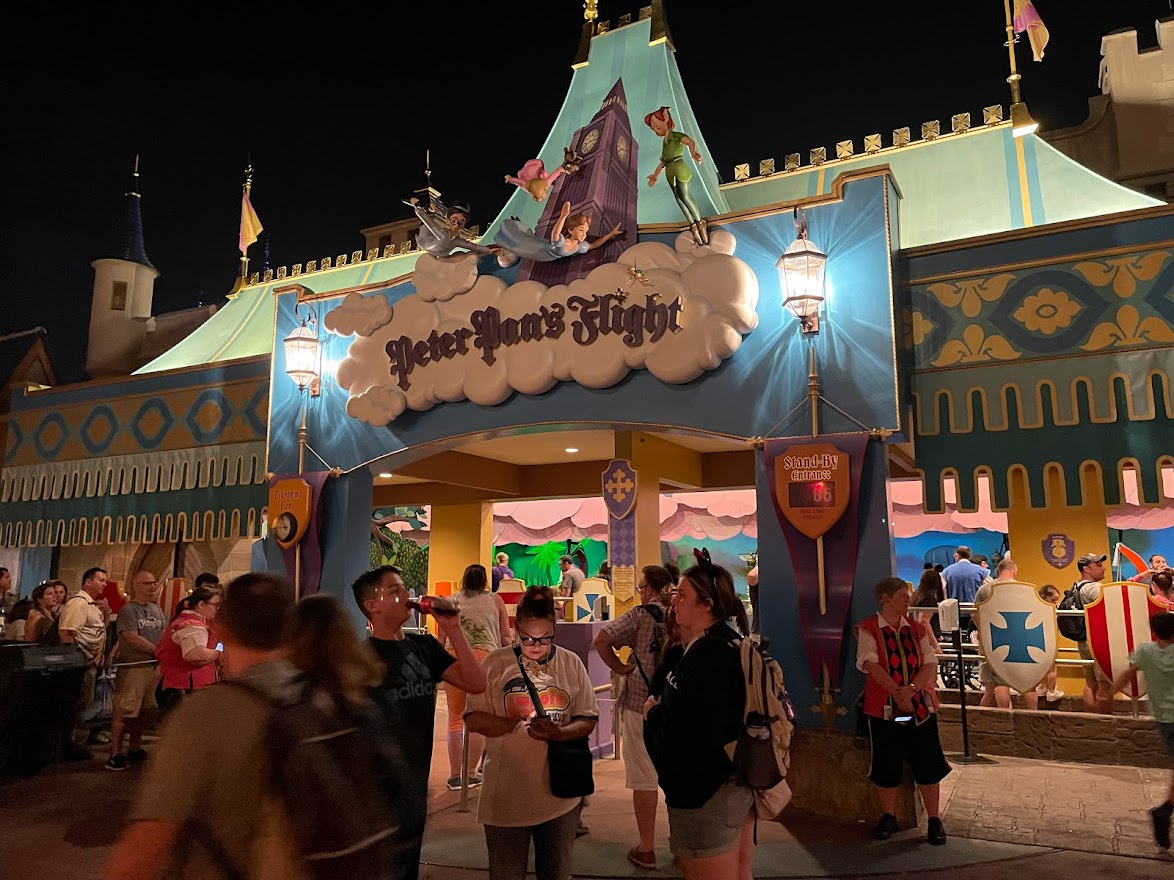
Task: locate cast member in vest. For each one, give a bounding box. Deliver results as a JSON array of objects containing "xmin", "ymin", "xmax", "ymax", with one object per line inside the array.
[
  {"xmin": 442, "ymin": 563, "xmax": 512, "ymax": 791},
  {"xmin": 465, "ymin": 586, "xmax": 599, "ymax": 880},
  {"xmin": 855, "ymin": 577, "xmax": 951, "ymax": 846},
  {"xmin": 644, "ymin": 550, "xmax": 753, "ymax": 880},
  {"xmin": 155, "ymin": 585, "xmax": 222, "ymax": 713}
]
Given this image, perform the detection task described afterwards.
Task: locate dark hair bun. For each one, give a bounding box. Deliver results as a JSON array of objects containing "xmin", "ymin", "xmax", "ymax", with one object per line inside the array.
[{"xmin": 517, "ymin": 585, "xmax": 556, "ymax": 622}]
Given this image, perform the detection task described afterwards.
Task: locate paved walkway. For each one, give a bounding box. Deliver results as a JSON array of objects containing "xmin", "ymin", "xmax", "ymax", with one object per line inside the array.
[
  {"xmin": 941, "ymin": 755, "xmax": 1173, "ymax": 860},
  {"xmin": 2, "ymin": 703, "xmax": 1171, "ymax": 878}
]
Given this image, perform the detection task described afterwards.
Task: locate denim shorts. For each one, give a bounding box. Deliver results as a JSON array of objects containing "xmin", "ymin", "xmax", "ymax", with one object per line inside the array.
[
  {"xmin": 1159, "ymin": 722, "xmax": 1174, "ymax": 759},
  {"xmin": 667, "ymin": 781, "xmax": 754, "ymax": 859}
]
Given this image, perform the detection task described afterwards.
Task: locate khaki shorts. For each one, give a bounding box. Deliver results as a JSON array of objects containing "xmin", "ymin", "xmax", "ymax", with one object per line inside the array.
[
  {"xmin": 113, "ymin": 665, "xmax": 159, "ymax": 719},
  {"xmin": 620, "ymin": 707, "xmax": 659, "ymax": 791},
  {"xmin": 1077, "ymin": 641, "xmax": 1110, "ymax": 685}
]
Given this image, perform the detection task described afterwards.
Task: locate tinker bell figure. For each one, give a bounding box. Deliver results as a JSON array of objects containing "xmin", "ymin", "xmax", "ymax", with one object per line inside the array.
[
  {"xmin": 644, "ymin": 106, "xmax": 708, "ymax": 245},
  {"xmin": 495, "ymin": 201, "xmax": 622, "ymax": 267}
]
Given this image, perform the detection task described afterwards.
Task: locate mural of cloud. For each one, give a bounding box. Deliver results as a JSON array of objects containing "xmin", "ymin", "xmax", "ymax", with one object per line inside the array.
[
  {"xmin": 337, "ymin": 233, "xmax": 759, "ymax": 426},
  {"xmin": 323, "ymin": 292, "xmax": 393, "ymax": 337},
  {"xmin": 413, "ymin": 253, "xmax": 480, "ymax": 303}
]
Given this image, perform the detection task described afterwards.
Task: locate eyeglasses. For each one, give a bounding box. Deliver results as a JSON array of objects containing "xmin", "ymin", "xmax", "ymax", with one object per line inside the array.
[{"xmin": 518, "ymin": 634, "xmax": 555, "ymax": 646}]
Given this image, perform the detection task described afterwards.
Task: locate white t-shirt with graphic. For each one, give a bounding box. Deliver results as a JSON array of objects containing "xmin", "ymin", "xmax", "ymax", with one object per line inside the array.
[{"xmin": 466, "ymin": 645, "xmax": 599, "ymax": 827}]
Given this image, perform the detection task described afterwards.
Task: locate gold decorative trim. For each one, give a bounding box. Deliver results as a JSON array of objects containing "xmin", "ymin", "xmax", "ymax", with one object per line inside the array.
[
  {"xmin": 921, "ymin": 120, "xmax": 940, "ymax": 140},
  {"xmin": 984, "ymin": 105, "xmax": 1004, "ymax": 125},
  {"xmin": 351, "ymin": 250, "xmax": 363, "ymax": 264},
  {"xmin": 864, "ymin": 134, "xmax": 882, "ymax": 154},
  {"xmin": 709, "ymin": 165, "xmax": 902, "ymax": 225},
  {"xmin": 733, "ymin": 163, "xmax": 750, "ymax": 181},
  {"xmin": 13, "ymin": 354, "xmax": 267, "ymax": 399},
  {"xmin": 276, "ymin": 266, "xmax": 287, "ymax": 279},
  {"xmin": 893, "ymin": 127, "xmax": 911, "ymax": 147},
  {"xmin": 784, "ymin": 153, "xmax": 800, "ymax": 172},
  {"xmin": 810, "ymin": 147, "xmax": 826, "ymax": 166},
  {"xmin": 835, "ymin": 140, "xmax": 854, "ymax": 159},
  {"xmin": 759, "ymin": 158, "xmax": 775, "ymax": 176},
  {"xmin": 910, "ymin": 238, "xmax": 1174, "ymax": 286},
  {"xmin": 952, "ymin": 113, "xmax": 971, "ymax": 133}
]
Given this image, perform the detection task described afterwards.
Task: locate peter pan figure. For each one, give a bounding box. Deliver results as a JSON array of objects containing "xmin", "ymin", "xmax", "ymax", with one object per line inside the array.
[
  {"xmin": 407, "ymin": 197, "xmax": 501, "ymax": 259},
  {"xmin": 644, "ymin": 106, "xmax": 708, "ymax": 245}
]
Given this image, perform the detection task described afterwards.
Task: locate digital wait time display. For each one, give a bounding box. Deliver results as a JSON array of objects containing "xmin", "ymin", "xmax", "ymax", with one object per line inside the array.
[{"xmin": 787, "ymin": 480, "xmax": 836, "ymax": 508}]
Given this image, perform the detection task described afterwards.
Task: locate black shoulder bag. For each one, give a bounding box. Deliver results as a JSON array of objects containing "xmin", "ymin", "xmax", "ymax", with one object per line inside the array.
[{"xmin": 513, "ymin": 647, "xmax": 595, "ymax": 799}]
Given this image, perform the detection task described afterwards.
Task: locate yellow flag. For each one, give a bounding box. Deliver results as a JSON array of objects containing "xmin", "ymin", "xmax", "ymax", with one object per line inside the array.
[{"xmin": 239, "ymin": 190, "xmax": 263, "ymax": 254}]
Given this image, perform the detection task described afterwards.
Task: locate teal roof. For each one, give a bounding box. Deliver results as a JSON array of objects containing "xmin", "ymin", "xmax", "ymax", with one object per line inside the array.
[
  {"xmin": 720, "ymin": 125, "xmax": 1160, "ymax": 248},
  {"xmin": 483, "ymin": 17, "xmax": 728, "ymax": 238},
  {"xmin": 134, "ymin": 251, "xmax": 422, "ymax": 373}
]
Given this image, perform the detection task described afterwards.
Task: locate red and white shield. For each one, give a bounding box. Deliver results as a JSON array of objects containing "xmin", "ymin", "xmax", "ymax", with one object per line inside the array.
[{"xmin": 1084, "ymin": 581, "xmax": 1165, "ymax": 698}]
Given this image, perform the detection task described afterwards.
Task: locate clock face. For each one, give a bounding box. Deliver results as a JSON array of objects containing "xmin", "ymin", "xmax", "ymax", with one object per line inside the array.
[
  {"xmin": 616, "ymin": 135, "xmax": 629, "ymax": 161},
  {"xmin": 581, "ymin": 129, "xmax": 599, "ymax": 153}
]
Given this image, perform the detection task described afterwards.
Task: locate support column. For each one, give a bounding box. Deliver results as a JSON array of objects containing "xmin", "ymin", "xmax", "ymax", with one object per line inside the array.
[
  {"xmin": 428, "ymin": 502, "xmax": 494, "ymax": 591},
  {"xmin": 318, "ymin": 468, "xmax": 374, "ymax": 631},
  {"xmin": 1005, "ymin": 465, "xmax": 1108, "ymax": 697},
  {"xmin": 614, "ymin": 431, "xmax": 665, "ymax": 618}
]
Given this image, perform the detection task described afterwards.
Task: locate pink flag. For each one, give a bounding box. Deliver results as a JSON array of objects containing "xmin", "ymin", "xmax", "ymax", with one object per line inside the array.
[{"xmin": 1013, "ymin": 0, "xmax": 1050, "ymax": 62}]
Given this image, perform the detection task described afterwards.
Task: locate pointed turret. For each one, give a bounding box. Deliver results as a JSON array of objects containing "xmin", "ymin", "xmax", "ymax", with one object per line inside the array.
[
  {"xmin": 86, "ymin": 157, "xmax": 160, "ymax": 378},
  {"xmin": 104, "ymin": 156, "xmax": 156, "ymax": 271}
]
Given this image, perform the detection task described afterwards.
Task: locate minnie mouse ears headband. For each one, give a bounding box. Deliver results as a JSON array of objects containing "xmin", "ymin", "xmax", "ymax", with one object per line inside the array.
[{"xmin": 693, "ymin": 547, "xmax": 712, "ymax": 566}]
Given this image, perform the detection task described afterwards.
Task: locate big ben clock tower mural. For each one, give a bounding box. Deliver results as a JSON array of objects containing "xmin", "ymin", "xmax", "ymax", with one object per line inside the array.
[{"xmin": 521, "ymin": 78, "xmax": 639, "ymax": 287}]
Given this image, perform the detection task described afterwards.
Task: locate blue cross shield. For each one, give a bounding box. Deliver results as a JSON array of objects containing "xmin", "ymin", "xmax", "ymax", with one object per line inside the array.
[
  {"xmin": 602, "ymin": 459, "xmax": 638, "ymax": 521},
  {"xmin": 975, "ymin": 580, "xmax": 1058, "ymax": 694}
]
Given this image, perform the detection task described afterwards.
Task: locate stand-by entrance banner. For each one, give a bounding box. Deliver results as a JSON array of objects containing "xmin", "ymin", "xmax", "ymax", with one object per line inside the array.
[{"xmin": 765, "ymin": 433, "xmax": 870, "ymax": 690}]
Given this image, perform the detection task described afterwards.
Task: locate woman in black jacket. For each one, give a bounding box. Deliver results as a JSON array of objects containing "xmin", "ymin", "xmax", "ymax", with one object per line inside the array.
[{"xmin": 644, "ymin": 550, "xmax": 752, "ymax": 880}]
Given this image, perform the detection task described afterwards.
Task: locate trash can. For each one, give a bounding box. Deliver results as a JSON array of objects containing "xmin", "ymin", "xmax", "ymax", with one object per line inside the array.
[{"xmin": 0, "ymin": 642, "xmax": 89, "ymax": 781}]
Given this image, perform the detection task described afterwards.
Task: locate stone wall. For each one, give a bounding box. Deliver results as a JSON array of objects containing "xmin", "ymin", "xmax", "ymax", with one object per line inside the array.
[
  {"xmin": 55, "ymin": 538, "xmax": 259, "ymax": 596},
  {"xmin": 784, "ymin": 727, "xmax": 922, "ymax": 828},
  {"xmin": 937, "ymin": 704, "xmax": 1174, "ymax": 769}
]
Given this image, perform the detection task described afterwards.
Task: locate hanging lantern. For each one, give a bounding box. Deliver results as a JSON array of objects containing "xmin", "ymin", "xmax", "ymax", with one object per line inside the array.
[
  {"xmin": 776, "ymin": 207, "xmax": 827, "ymax": 334},
  {"xmin": 284, "ymin": 311, "xmax": 320, "ymax": 392}
]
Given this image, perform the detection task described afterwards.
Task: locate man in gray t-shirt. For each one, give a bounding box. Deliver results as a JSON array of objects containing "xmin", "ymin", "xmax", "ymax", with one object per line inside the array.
[
  {"xmin": 107, "ymin": 571, "xmax": 166, "ymax": 770},
  {"xmin": 559, "ymin": 555, "xmax": 585, "ymax": 596}
]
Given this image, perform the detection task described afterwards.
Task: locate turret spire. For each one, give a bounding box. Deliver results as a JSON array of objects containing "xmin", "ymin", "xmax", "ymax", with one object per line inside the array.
[{"xmin": 105, "ymin": 154, "xmax": 155, "ymax": 270}]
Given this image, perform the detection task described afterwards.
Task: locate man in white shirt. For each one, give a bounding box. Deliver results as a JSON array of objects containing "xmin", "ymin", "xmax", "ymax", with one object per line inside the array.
[{"xmin": 59, "ymin": 567, "xmax": 112, "ymax": 759}]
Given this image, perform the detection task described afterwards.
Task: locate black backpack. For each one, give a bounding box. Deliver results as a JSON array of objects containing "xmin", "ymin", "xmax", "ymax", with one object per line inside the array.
[
  {"xmin": 212, "ymin": 680, "xmax": 413, "ymax": 880},
  {"xmin": 1057, "ymin": 580, "xmax": 1093, "ymax": 642},
  {"xmin": 630, "ymin": 603, "xmax": 666, "ymax": 687}
]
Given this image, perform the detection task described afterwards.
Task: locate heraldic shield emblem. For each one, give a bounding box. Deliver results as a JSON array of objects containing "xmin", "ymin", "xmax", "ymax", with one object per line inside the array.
[
  {"xmin": 975, "ymin": 580, "xmax": 1058, "ymax": 694},
  {"xmin": 1041, "ymin": 533, "xmax": 1076, "ymax": 569},
  {"xmin": 602, "ymin": 460, "xmax": 637, "ymax": 521},
  {"xmin": 1085, "ymin": 581, "xmax": 1165, "ymax": 699}
]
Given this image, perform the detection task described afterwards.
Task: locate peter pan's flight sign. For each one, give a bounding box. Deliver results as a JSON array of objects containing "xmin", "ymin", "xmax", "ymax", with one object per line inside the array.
[{"xmin": 385, "ymin": 291, "xmax": 683, "ymax": 391}]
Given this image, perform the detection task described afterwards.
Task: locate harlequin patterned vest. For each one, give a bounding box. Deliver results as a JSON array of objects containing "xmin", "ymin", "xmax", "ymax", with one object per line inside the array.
[{"xmin": 858, "ymin": 615, "xmax": 936, "ymax": 724}]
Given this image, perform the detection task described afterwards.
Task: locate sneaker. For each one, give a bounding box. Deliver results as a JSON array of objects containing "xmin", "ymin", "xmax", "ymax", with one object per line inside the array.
[
  {"xmin": 446, "ymin": 776, "xmax": 482, "ymax": 791},
  {"xmin": 127, "ymin": 748, "xmax": 148, "ymax": 764},
  {"xmin": 105, "ymin": 754, "xmax": 129, "ymax": 771},
  {"xmin": 873, "ymin": 813, "xmax": 900, "ymax": 840},
  {"xmin": 927, "ymin": 817, "xmax": 947, "ymax": 846},
  {"xmin": 1151, "ymin": 803, "xmax": 1173, "ymax": 850},
  {"xmin": 627, "ymin": 847, "xmax": 656, "ymax": 869}
]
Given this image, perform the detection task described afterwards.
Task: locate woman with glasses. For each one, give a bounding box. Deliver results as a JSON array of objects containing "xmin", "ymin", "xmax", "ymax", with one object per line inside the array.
[
  {"xmin": 465, "ymin": 586, "xmax": 599, "ymax": 880},
  {"xmin": 154, "ymin": 585, "xmax": 223, "ymax": 713},
  {"xmin": 644, "ymin": 550, "xmax": 753, "ymax": 880}
]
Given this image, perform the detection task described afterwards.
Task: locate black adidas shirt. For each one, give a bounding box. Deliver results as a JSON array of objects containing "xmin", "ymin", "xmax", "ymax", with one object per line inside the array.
[{"xmin": 368, "ymin": 633, "xmax": 455, "ymax": 808}]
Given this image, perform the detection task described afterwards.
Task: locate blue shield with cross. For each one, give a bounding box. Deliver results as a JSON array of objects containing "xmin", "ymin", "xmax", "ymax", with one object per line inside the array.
[
  {"xmin": 602, "ymin": 459, "xmax": 638, "ymax": 521},
  {"xmin": 975, "ymin": 580, "xmax": 1058, "ymax": 694}
]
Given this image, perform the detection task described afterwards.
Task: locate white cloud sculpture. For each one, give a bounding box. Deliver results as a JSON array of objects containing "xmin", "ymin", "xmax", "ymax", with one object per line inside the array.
[
  {"xmin": 323, "ymin": 291, "xmax": 393, "ymax": 337},
  {"xmin": 413, "ymin": 252, "xmax": 480, "ymax": 303},
  {"xmin": 334, "ymin": 230, "xmax": 759, "ymax": 426}
]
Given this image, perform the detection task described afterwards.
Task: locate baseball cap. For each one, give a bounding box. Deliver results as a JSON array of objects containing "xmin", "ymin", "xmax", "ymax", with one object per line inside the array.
[{"xmin": 1076, "ymin": 552, "xmax": 1107, "ymax": 569}]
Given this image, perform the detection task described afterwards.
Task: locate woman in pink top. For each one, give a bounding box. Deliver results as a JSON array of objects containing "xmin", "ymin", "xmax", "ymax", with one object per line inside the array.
[{"xmin": 154, "ymin": 585, "xmax": 222, "ymax": 712}]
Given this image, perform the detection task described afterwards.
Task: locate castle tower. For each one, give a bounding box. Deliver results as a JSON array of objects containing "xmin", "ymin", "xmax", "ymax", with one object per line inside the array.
[
  {"xmin": 520, "ymin": 78, "xmax": 638, "ymax": 287},
  {"xmin": 86, "ymin": 158, "xmax": 159, "ymax": 378}
]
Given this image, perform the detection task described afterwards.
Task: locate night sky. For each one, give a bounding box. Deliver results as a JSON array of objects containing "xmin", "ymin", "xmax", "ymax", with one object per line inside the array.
[{"xmin": 4, "ymin": 0, "xmax": 1171, "ymax": 382}]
